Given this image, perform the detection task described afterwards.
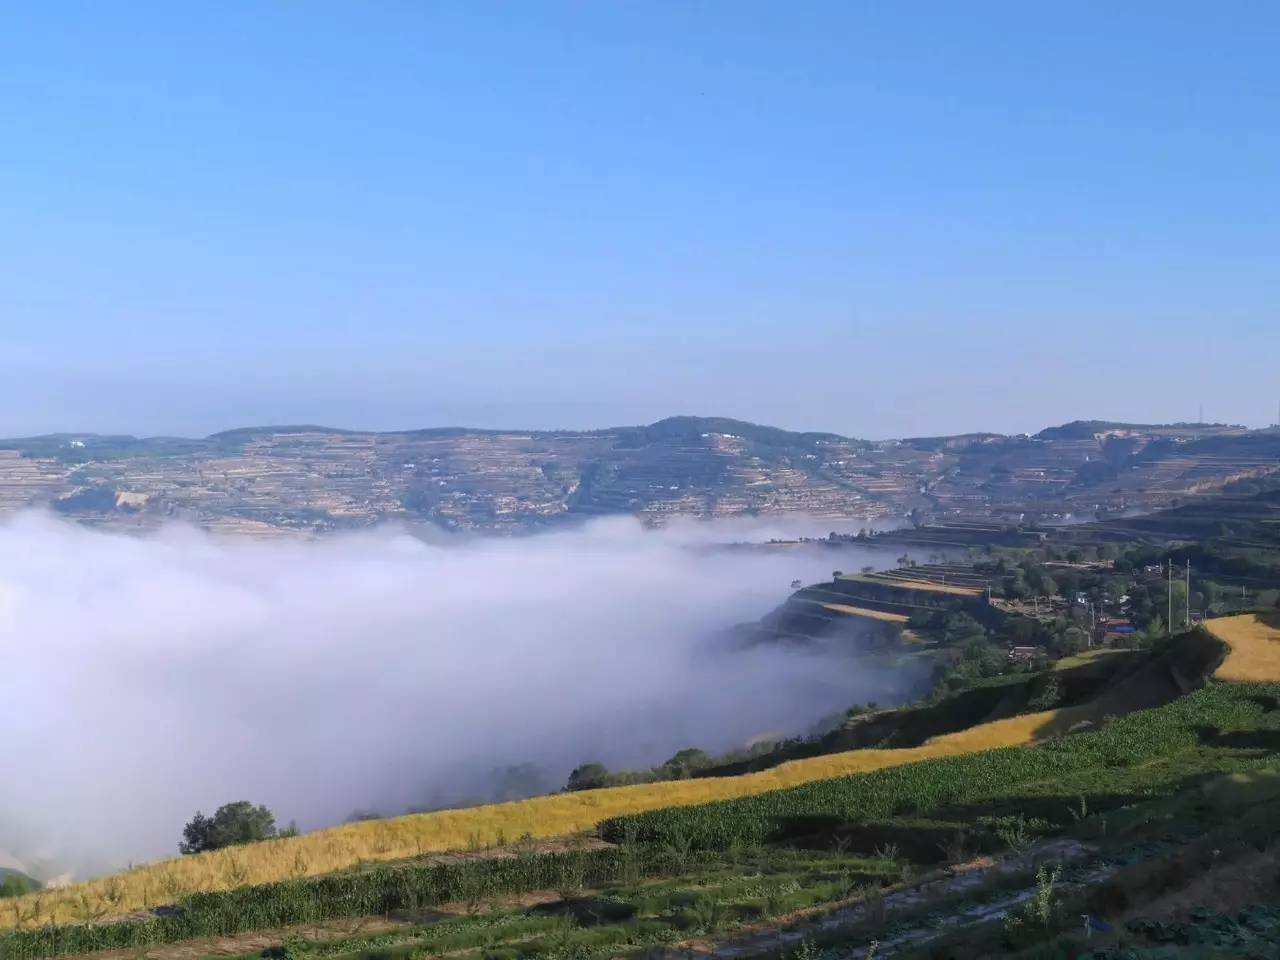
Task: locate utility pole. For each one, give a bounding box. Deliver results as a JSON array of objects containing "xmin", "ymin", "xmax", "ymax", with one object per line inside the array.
[
  {"xmin": 1185, "ymin": 559, "xmax": 1191, "ymax": 627},
  {"xmin": 1167, "ymin": 559, "xmax": 1173, "ymax": 635}
]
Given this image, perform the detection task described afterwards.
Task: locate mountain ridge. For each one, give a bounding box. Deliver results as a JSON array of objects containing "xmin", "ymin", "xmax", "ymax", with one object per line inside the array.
[
  {"xmin": 1, "ymin": 416, "xmax": 1276, "ymax": 536},
  {"xmin": 0, "ymin": 414, "xmax": 1255, "ymax": 446}
]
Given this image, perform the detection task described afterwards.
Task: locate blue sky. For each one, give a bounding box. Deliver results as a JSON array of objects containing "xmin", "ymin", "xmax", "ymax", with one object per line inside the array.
[{"xmin": 2, "ymin": 2, "xmax": 1277, "ymax": 438}]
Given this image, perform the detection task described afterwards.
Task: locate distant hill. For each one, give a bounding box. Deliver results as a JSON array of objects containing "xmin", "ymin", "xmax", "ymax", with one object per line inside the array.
[
  {"xmin": 1, "ymin": 416, "xmax": 1277, "ymax": 535},
  {"xmin": 1035, "ymin": 419, "xmax": 1245, "ymax": 441}
]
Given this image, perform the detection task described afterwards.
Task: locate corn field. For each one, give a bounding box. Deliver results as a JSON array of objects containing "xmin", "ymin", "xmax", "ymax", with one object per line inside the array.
[
  {"xmin": 600, "ymin": 683, "xmax": 1280, "ymax": 849},
  {"xmin": 0, "ymin": 846, "xmax": 703, "ymax": 960}
]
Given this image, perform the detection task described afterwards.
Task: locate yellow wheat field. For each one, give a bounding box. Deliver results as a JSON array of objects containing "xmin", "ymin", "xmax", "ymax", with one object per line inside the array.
[
  {"xmin": 820, "ymin": 602, "xmax": 910, "ymax": 623},
  {"xmin": 886, "ymin": 578, "xmax": 984, "ymax": 597},
  {"xmin": 1207, "ymin": 613, "xmax": 1280, "ymax": 682},
  {"xmin": 1, "ymin": 704, "xmax": 1071, "ymax": 928},
  {"xmin": 836, "ymin": 574, "xmax": 983, "ymax": 598}
]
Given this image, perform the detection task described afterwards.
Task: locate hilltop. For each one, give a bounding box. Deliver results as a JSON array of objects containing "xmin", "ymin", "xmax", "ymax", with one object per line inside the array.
[{"xmin": 1, "ymin": 416, "xmax": 1277, "ymax": 536}]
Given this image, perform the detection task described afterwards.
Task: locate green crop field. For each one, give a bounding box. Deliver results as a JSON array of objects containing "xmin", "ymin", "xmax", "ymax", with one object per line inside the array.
[{"xmin": 601, "ymin": 682, "xmax": 1280, "ymax": 850}]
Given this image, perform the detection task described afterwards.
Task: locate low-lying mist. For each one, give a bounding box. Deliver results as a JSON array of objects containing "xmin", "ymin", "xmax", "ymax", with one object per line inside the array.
[{"xmin": 0, "ymin": 512, "xmax": 920, "ymax": 879}]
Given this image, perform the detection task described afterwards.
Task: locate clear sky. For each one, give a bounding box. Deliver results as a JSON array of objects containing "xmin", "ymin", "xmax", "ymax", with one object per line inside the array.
[{"xmin": 2, "ymin": 2, "xmax": 1277, "ymax": 439}]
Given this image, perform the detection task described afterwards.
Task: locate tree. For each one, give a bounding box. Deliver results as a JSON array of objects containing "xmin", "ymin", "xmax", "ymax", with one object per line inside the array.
[
  {"xmin": 566, "ymin": 762, "xmax": 610, "ymax": 792},
  {"xmin": 0, "ymin": 873, "xmax": 36, "ymax": 899},
  {"xmin": 1057, "ymin": 626, "xmax": 1088, "ymax": 656},
  {"xmin": 180, "ymin": 801, "xmax": 280, "ymax": 854},
  {"xmin": 661, "ymin": 748, "xmax": 712, "ymax": 779},
  {"xmin": 942, "ymin": 613, "xmax": 989, "ymax": 647},
  {"xmin": 1003, "ymin": 574, "xmax": 1030, "ymax": 599},
  {"xmin": 1028, "ymin": 675, "xmax": 1063, "ymax": 711},
  {"xmin": 485, "ymin": 763, "xmax": 550, "ymax": 802}
]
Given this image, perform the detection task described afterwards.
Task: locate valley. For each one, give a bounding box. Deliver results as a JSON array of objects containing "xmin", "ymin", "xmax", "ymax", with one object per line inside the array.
[{"xmin": 6, "ymin": 479, "xmax": 1280, "ymax": 958}]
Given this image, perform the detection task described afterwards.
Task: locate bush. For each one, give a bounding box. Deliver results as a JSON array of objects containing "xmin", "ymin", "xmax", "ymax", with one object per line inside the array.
[{"xmin": 180, "ymin": 801, "xmax": 281, "ymax": 854}]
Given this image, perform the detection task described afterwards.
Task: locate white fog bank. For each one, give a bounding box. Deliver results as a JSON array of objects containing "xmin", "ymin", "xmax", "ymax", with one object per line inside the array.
[{"xmin": 0, "ymin": 513, "xmax": 920, "ymax": 878}]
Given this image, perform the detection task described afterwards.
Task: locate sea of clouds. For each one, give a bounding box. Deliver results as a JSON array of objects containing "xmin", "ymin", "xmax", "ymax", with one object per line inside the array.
[{"xmin": 0, "ymin": 512, "xmax": 920, "ymax": 878}]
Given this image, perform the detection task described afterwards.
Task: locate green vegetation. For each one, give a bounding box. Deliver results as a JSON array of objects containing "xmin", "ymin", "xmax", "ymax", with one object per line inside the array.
[
  {"xmin": 8, "ymin": 480, "xmax": 1280, "ymax": 959},
  {"xmin": 601, "ymin": 681, "xmax": 1278, "ymax": 850},
  {"xmin": 0, "ymin": 844, "xmax": 901, "ymax": 959},
  {"xmin": 0, "ymin": 875, "xmax": 37, "ymax": 900},
  {"xmin": 566, "ymin": 748, "xmax": 716, "ymax": 791},
  {"xmin": 181, "ymin": 801, "xmax": 294, "ymax": 855}
]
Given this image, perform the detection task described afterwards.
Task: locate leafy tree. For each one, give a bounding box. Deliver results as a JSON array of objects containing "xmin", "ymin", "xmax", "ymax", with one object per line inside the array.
[
  {"xmin": 660, "ymin": 748, "xmax": 712, "ymax": 779},
  {"xmin": 0, "ymin": 874, "xmax": 36, "ymax": 898},
  {"xmin": 180, "ymin": 801, "xmax": 280, "ymax": 854},
  {"xmin": 1055, "ymin": 626, "xmax": 1088, "ymax": 656},
  {"xmin": 942, "ymin": 613, "xmax": 988, "ymax": 647},
  {"xmin": 485, "ymin": 763, "xmax": 550, "ymax": 802},
  {"xmin": 1028, "ymin": 675, "xmax": 1063, "ymax": 711},
  {"xmin": 566, "ymin": 762, "xmax": 610, "ymax": 792},
  {"xmin": 1003, "ymin": 574, "xmax": 1030, "ymax": 599}
]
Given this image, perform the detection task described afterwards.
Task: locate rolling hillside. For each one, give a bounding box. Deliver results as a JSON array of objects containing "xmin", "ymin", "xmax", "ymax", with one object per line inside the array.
[{"xmin": 1, "ymin": 418, "xmax": 1277, "ymax": 535}]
